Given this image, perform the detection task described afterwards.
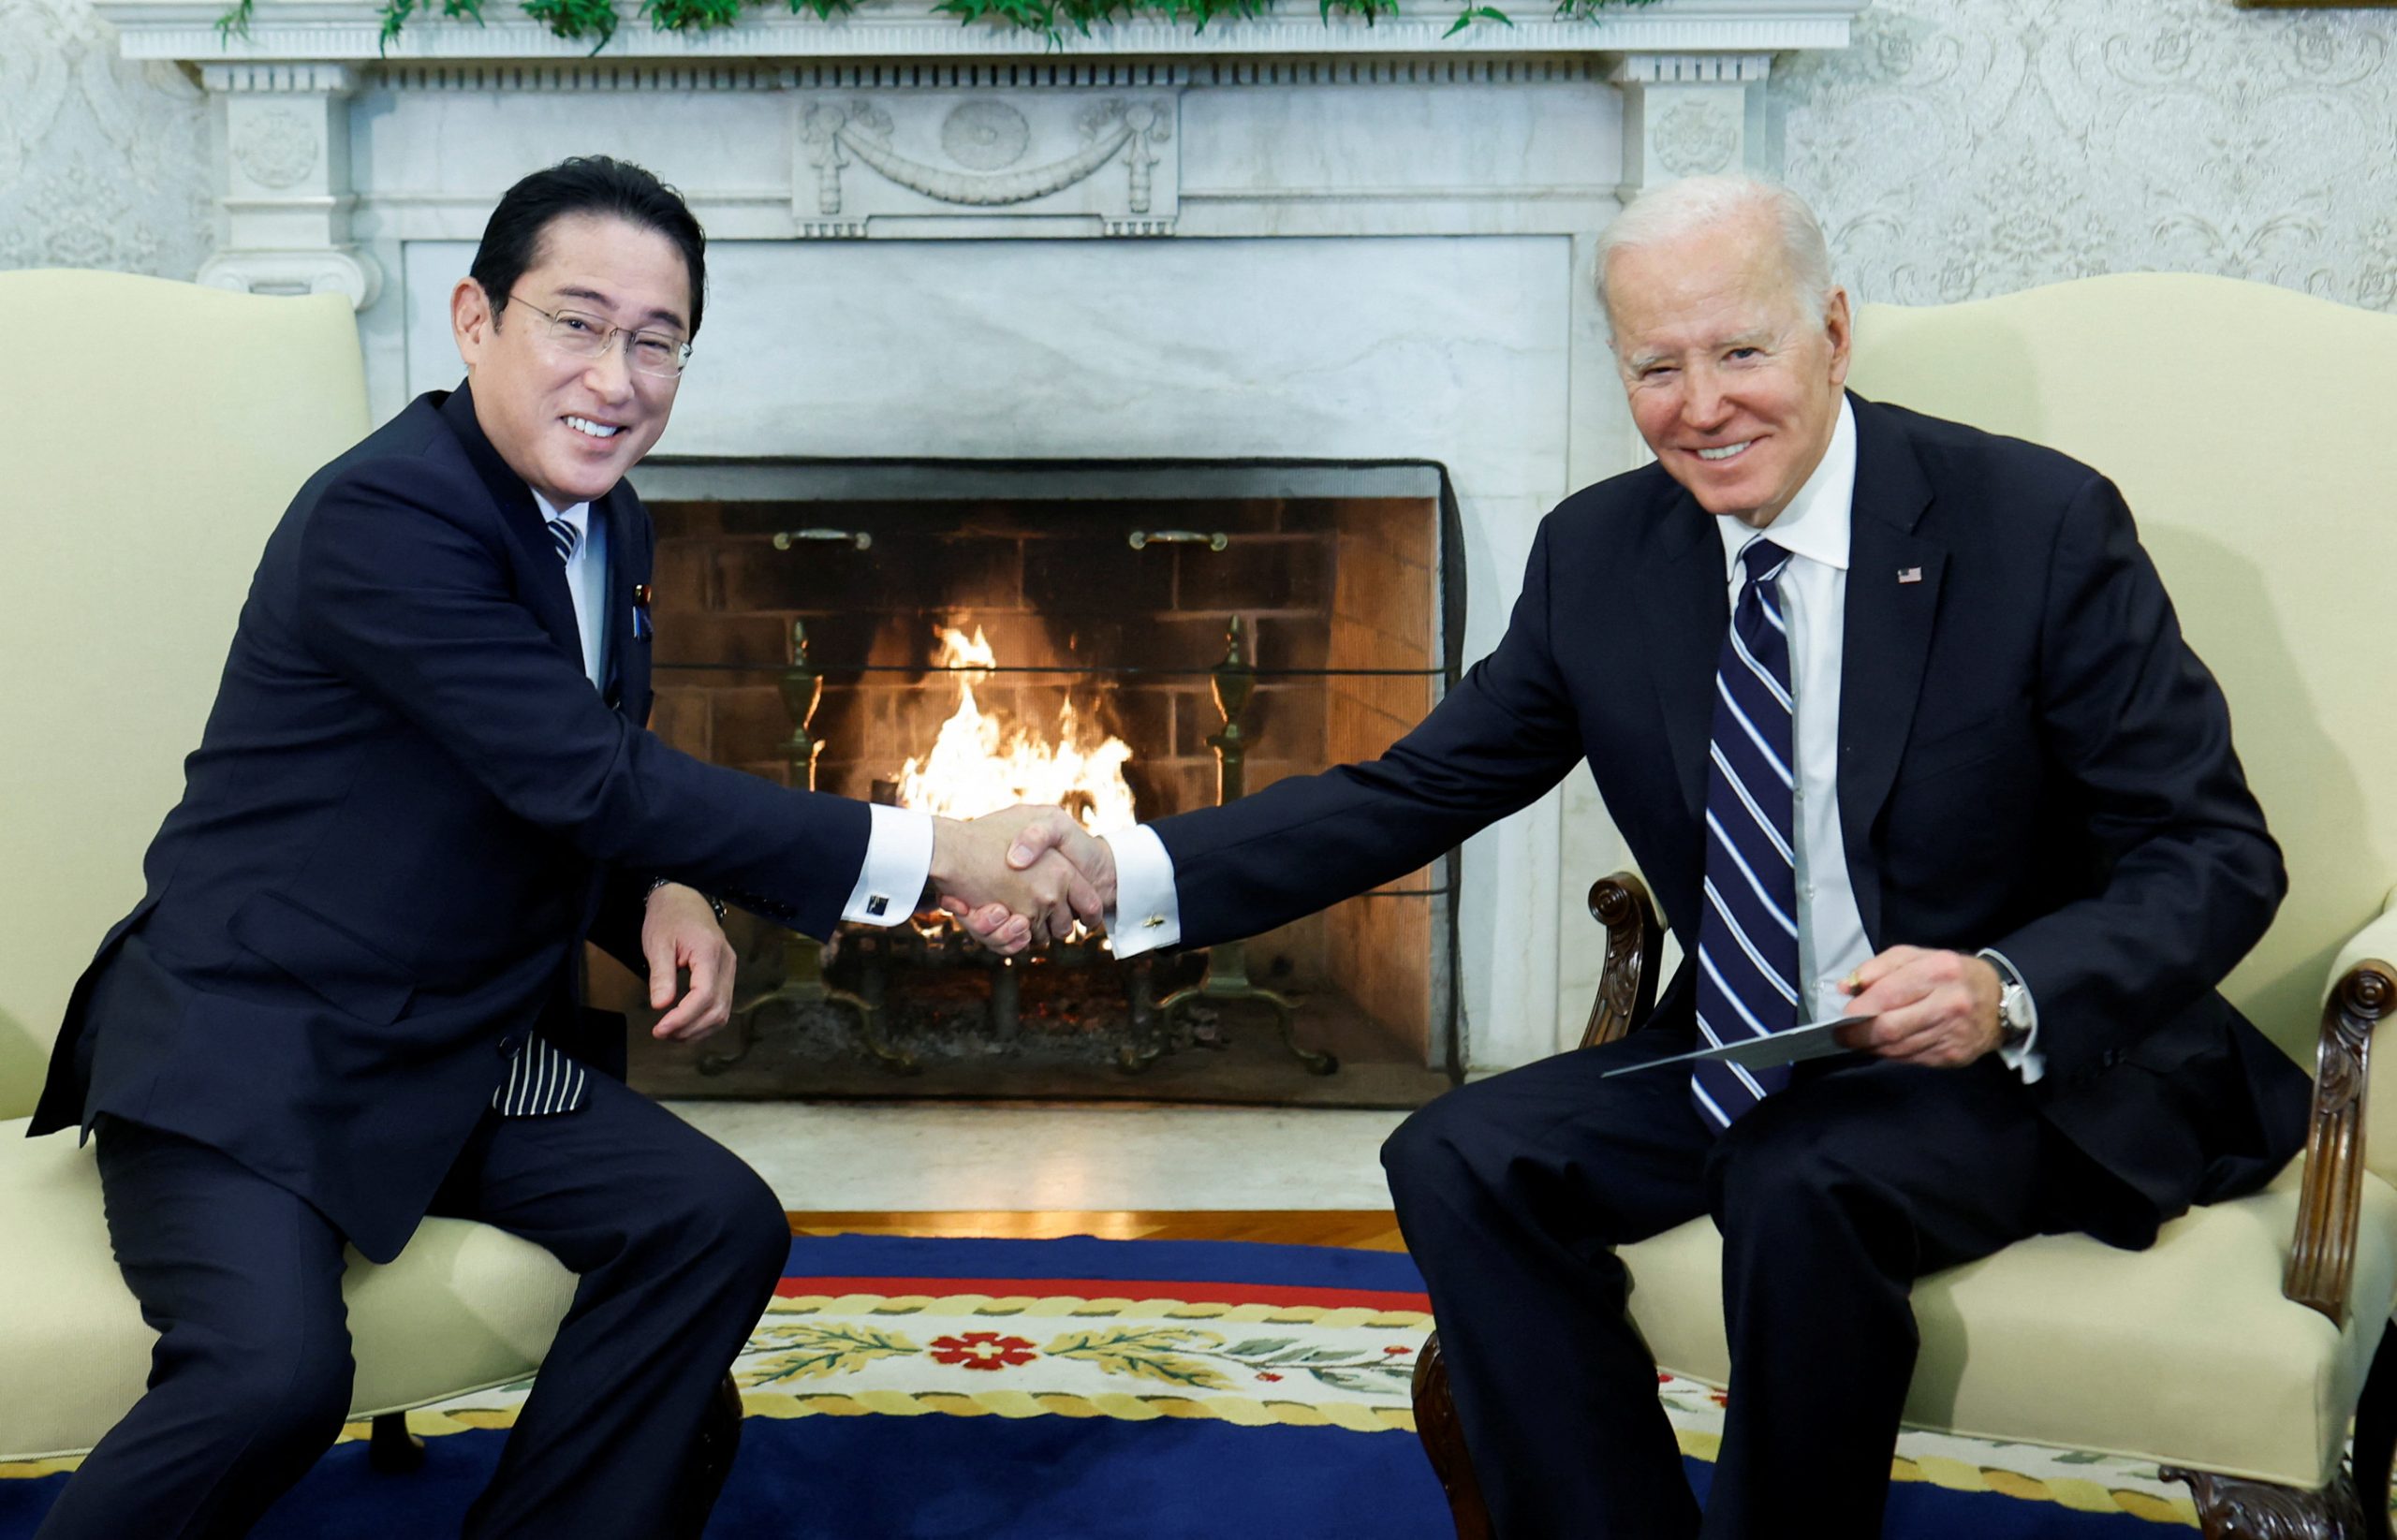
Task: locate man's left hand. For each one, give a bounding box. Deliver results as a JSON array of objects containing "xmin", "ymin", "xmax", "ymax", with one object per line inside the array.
[
  {"xmin": 1834, "ymin": 946, "xmax": 2003, "ymax": 1068},
  {"xmin": 644, "ymin": 882, "xmax": 738, "ymax": 1043}
]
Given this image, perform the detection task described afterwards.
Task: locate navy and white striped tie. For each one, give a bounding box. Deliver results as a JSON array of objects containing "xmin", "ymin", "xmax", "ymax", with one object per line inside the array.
[
  {"xmin": 494, "ymin": 1035, "xmax": 587, "ymax": 1118},
  {"xmin": 1691, "ymin": 536, "xmax": 1801, "ymax": 1132},
  {"xmin": 493, "ymin": 509, "xmax": 594, "ymax": 1118}
]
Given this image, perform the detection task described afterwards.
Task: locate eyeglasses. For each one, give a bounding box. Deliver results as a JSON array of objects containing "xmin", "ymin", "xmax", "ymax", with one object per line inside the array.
[{"xmin": 500, "ymin": 297, "xmax": 693, "ymax": 379}]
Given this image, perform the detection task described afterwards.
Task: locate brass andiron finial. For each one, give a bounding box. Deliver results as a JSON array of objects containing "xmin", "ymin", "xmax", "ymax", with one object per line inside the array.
[
  {"xmin": 708, "ymin": 620, "xmax": 913, "ymax": 1076},
  {"xmin": 1146, "ymin": 616, "xmax": 1337, "ymax": 1076}
]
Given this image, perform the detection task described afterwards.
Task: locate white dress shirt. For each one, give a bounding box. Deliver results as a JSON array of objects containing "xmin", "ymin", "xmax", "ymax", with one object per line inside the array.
[
  {"xmin": 535, "ymin": 492, "xmax": 608, "ymax": 690},
  {"xmin": 534, "ymin": 491, "xmax": 925, "ymax": 930},
  {"xmin": 1103, "ymin": 398, "xmax": 2040, "ymax": 1078}
]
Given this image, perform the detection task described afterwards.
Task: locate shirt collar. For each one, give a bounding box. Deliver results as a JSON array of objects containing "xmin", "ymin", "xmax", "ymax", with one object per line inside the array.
[
  {"xmin": 1715, "ymin": 394, "xmax": 1856, "ymax": 578},
  {"xmin": 533, "ymin": 490, "xmax": 593, "ymax": 537}
]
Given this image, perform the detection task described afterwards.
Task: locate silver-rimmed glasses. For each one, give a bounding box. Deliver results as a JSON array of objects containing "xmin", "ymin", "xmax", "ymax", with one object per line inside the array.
[{"xmin": 502, "ymin": 297, "xmax": 693, "ymax": 379}]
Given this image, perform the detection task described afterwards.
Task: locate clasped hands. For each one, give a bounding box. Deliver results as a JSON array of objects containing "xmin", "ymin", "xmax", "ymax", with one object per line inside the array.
[{"xmin": 929, "ymin": 805, "xmax": 1118, "ymax": 956}]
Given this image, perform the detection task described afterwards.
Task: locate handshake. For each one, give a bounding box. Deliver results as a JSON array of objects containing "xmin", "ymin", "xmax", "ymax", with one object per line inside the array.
[{"xmin": 926, "ymin": 804, "xmax": 1124, "ymax": 955}]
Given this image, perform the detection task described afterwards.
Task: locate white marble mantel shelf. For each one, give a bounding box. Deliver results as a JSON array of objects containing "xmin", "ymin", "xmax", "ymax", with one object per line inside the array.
[{"xmin": 98, "ymin": 0, "xmax": 1861, "ymax": 63}]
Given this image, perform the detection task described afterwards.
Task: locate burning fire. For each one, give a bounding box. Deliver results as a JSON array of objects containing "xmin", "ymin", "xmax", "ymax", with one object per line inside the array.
[{"xmin": 895, "ymin": 625, "xmax": 1138, "ymax": 835}]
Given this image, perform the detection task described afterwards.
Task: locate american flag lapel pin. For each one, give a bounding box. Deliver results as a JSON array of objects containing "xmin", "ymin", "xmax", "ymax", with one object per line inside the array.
[
  {"xmin": 1897, "ymin": 566, "xmax": 1923, "ymax": 584},
  {"xmin": 631, "ymin": 582, "xmax": 654, "ymax": 641}
]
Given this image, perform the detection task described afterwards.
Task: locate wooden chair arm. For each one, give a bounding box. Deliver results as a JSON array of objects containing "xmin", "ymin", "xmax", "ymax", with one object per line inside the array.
[
  {"xmin": 1410, "ymin": 1334, "xmax": 1492, "ymax": 1540},
  {"xmin": 1579, "ymin": 873, "xmax": 1663, "ymax": 1050},
  {"xmin": 2286, "ymin": 954, "xmax": 2397, "ymax": 1327}
]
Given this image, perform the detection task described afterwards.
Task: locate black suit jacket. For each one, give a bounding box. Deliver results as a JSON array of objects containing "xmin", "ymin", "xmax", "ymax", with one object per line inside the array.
[
  {"xmin": 32, "ymin": 385, "xmax": 866, "ymax": 1261},
  {"xmin": 1154, "ymin": 394, "xmax": 2309, "ymax": 1245}
]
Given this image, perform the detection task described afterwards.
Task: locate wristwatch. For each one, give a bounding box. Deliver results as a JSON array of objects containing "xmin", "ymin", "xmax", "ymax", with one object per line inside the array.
[
  {"xmin": 1995, "ymin": 978, "xmax": 2034, "ymax": 1050},
  {"xmin": 1978, "ymin": 949, "xmax": 2035, "ymax": 1051}
]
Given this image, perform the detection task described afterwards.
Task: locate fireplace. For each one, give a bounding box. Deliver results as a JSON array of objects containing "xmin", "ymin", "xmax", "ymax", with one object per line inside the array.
[{"xmin": 607, "ymin": 461, "xmax": 1460, "ymax": 1106}]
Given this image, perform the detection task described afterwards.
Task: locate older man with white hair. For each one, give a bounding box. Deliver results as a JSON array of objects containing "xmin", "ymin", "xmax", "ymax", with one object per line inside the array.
[{"xmin": 991, "ymin": 175, "xmax": 2308, "ymax": 1534}]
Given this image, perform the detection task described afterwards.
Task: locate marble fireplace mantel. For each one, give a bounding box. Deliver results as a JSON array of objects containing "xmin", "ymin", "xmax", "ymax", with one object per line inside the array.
[{"xmin": 98, "ymin": 0, "xmax": 1865, "ymax": 1075}]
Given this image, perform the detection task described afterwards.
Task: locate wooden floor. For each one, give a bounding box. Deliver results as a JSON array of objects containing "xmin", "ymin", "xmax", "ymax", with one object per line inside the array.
[{"xmin": 787, "ymin": 1210, "xmax": 1407, "ymax": 1252}]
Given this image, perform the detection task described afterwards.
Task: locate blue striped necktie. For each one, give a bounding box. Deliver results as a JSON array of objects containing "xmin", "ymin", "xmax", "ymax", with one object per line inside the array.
[
  {"xmin": 493, "ymin": 508, "xmax": 594, "ymax": 1119},
  {"xmin": 1692, "ymin": 536, "xmax": 1801, "ymax": 1131}
]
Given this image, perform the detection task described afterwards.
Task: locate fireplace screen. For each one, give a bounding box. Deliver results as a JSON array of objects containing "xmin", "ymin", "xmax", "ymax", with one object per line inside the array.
[{"xmin": 605, "ymin": 462, "xmax": 1460, "ymax": 1107}]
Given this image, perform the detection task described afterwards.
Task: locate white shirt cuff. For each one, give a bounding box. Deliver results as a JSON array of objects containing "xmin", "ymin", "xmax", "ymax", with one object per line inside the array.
[
  {"xmin": 842, "ymin": 804, "xmax": 934, "ymax": 928},
  {"xmin": 1978, "ymin": 946, "xmax": 2045, "ymax": 1085},
  {"xmin": 1101, "ymin": 825, "xmax": 1182, "ymax": 959}
]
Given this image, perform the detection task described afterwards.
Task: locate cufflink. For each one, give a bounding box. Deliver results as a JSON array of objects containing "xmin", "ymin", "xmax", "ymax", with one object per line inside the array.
[
  {"xmin": 867, "ymin": 894, "xmax": 890, "ymax": 917},
  {"xmin": 1142, "ymin": 915, "xmax": 1166, "ymax": 929}
]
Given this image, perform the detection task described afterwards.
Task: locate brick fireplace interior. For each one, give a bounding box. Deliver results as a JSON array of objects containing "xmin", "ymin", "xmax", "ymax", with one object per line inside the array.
[{"xmin": 597, "ymin": 465, "xmax": 1459, "ymax": 1107}]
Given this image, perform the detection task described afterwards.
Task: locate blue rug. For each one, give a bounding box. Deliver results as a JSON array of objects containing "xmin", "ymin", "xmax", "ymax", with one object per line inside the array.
[{"xmin": 0, "ymin": 1235, "xmax": 2190, "ymax": 1535}]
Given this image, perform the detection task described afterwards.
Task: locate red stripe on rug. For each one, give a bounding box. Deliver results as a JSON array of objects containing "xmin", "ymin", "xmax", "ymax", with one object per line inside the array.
[{"xmin": 774, "ymin": 1276, "xmax": 1432, "ymax": 1312}]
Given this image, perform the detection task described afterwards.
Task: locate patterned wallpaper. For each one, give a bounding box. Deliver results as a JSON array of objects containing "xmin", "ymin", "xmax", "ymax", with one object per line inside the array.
[
  {"xmin": 1773, "ymin": 0, "xmax": 2397, "ymax": 311},
  {"xmin": 2, "ymin": 0, "xmax": 2392, "ymax": 303},
  {"xmin": 0, "ymin": 0, "xmax": 210, "ymax": 275}
]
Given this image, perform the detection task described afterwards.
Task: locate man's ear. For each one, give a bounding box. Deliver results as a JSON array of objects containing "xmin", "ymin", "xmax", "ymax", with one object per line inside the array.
[
  {"xmin": 451, "ymin": 278, "xmax": 495, "ymax": 373},
  {"xmin": 1823, "ymin": 286, "xmax": 1853, "ymax": 389}
]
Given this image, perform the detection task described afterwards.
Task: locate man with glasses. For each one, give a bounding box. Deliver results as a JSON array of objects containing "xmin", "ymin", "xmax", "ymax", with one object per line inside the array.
[{"xmin": 26, "ymin": 156, "xmax": 1093, "ymax": 1539}]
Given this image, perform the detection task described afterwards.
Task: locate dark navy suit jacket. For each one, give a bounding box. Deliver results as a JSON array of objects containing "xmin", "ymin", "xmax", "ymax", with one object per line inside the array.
[
  {"xmin": 1154, "ymin": 394, "xmax": 2309, "ymax": 1245},
  {"xmin": 32, "ymin": 385, "xmax": 865, "ymax": 1261}
]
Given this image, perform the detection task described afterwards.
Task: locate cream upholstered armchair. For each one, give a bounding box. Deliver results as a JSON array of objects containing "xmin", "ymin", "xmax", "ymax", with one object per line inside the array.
[
  {"xmin": 1411, "ymin": 273, "xmax": 2397, "ymax": 1538},
  {"xmin": 0, "ymin": 271, "xmax": 579, "ymax": 1474}
]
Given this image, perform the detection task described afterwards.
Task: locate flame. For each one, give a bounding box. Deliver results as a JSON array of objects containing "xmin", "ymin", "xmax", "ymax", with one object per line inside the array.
[{"xmin": 895, "ymin": 625, "xmax": 1139, "ymax": 835}]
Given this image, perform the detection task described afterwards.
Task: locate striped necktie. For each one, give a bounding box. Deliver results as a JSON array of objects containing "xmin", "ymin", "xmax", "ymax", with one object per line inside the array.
[
  {"xmin": 493, "ymin": 509, "xmax": 594, "ymax": 1119},
  {"xmin": 1691, "ymin": 536, "xmax": 1801, "ymax": 1132}
]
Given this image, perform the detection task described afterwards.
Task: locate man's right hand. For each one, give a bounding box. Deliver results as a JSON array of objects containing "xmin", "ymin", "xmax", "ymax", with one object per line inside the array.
[
  {"xmin": 938, "ymin": 806, "xmax": 1119, "ymax": 952},
  {"xmin": 928, "ymin": 807, "xmax": 1106, "ymax": 952}
]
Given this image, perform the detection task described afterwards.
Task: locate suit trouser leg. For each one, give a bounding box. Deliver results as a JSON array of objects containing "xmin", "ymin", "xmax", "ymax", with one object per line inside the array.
[
  {"xmin": 1381, "ymin": 1030, "xmax": 1718, "ymax": 1540},
  {"xmin": 1698, "ymin": 1055, "xmax": 2059, "ymax": 1540},
  {"xmin": 430, "ymin": 1071, "xmax": 792, "ymax": 1540},
  {"xmin": 36, "ymin": 1119, "xmax": 356, "ymax": 1540}
]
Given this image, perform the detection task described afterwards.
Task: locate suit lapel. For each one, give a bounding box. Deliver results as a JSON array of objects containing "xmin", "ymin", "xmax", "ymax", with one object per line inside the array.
[
  {"xmin": 1632, "ymin": 488, "xmax": 1731, "ymax": 827},
  {"xmin": 436, "ymin": 385, "xmax": 582, "ymax": 661},
  {"xmin": 1836, "ymin": 397, "xmax": 1945, "ymax": 945}
]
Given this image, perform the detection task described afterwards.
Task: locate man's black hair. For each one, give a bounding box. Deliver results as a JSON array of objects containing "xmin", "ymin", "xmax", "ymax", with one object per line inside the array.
[{"xmin": 469, "ymin": 155, "xmax": 708, "ymax": 339}]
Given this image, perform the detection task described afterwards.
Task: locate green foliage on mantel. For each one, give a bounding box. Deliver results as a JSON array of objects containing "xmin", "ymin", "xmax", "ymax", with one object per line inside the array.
[{"xmin": 216, "ymin": 0, "xmax": 1660, "ymax": 54}]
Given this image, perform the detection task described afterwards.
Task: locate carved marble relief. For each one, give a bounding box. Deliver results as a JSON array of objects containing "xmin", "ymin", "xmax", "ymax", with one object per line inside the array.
[{"xmin": 793, "ymin": 90, "xmax": 1178, "ymax": 236}]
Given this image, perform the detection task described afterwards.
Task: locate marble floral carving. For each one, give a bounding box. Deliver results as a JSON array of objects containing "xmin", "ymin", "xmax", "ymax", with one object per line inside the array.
[
  {"xmin": 0, "ymin": 0, "xmax": 210, "ymax": 277},
  {"xmin": 1772, "ymin": 0, "xmax": 2397, "ymax": 310},
  {"xmin": 1654, "ymin": 98, "xmax": 1739, "ymax": 177},
  {"xmin": 230, "ymin": 107, "xmax": 319, "ymax": 190}
]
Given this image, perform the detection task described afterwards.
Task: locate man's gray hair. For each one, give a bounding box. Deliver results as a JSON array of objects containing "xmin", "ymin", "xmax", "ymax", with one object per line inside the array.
[{"xmin": 1595, "ymin": 174, "xmax": 1836, "ymax": 332}]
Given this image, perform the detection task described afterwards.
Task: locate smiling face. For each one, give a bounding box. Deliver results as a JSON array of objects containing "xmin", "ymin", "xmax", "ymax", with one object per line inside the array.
[
  {"xmin": 450, "ymin": 212, "xmax": 690, "ymax": 508},
  {"xmin": 1605, "ymin": 207, "xmax": 1851, "ymax": 529}
]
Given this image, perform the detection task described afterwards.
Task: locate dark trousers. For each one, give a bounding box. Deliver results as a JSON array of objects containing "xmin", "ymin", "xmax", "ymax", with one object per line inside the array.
[
  {"xmin": 34, "ymin": 1072, "xmax": 790, "ymax": 1540},
  {"xmin": 1383, "ymin": 1027, "xmax": 2087, "ymax": 1540}
]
